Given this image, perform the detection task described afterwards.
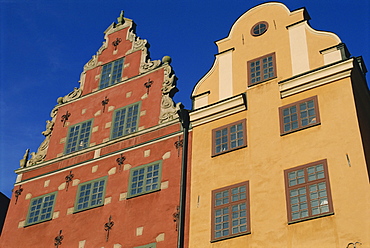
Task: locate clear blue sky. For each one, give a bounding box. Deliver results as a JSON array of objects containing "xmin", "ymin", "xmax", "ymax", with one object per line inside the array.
[{"xmin": 1, "ymin": 0, "xmax": 369, "ymax": 198}]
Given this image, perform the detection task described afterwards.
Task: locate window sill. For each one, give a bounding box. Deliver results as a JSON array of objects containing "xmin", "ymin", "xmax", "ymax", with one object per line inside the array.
[
  {"xmin": 126, "ymin": 188, "xmax": 161, "ymax": 199},
  {"xmin": 248, "ymin": 76, "xmax": 277, "ymax": 87},
  {"xmin": 212, "ymin": 145, "xmax": 247, "ymax": 157},
  {"xmin": 24, "ymin": 218, "xmax": 52, "ymax": 227},
  {"xmin": 210, "ymin": 231, "xmax": 251, "ymax": 243},
  {"xmin": 288, "ymin": 212, "xmax": 334, "ymax": 225},
  {"xmin": 73, "ymin": 203, "xmax": 104, "ymax": 214},
  {"xmin": 280, "ymin": 122, "xmax": 321, "ymax": 136}
]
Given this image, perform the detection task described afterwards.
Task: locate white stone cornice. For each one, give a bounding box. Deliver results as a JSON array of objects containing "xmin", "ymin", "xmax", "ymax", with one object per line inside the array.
[
  {"xmin": 15, "ymin": 119, "xmax": 180, "ymax": 175},
  {"xmin": 190, "ymin": 93, "xmax": 247, "ymax": 127},
  {"xmin": 279, "ymin": 59, "xmax": 354, "ymax": 98},
  {"xmin": 14, "ymin": 129, "xmax": 182, "ymax": 186}
]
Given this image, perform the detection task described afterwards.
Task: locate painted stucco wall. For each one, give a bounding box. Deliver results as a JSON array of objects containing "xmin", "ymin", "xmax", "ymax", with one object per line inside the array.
[{"xmin": 189, "ymin": 2, "xmax": 369, "ymax": 247}]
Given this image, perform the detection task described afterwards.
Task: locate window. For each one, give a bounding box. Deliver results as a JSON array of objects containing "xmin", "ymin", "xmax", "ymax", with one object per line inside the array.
[
  {"xmin": 111, "ymin": 103, "xmax": 140, "ymax": 139},
  {"xmin": 211, "ymin": 181, "xmax": 250, "ymax": 242},
  {"xmin": 247, "ymin": 53, "xmax": 276, "ymax": 86},
  {"xmin": 99, "ymin": 58, "xmax": 124, "ymax": 89},
  {"xmin": 284, "ymin": 160, "xmax": 333, "ymax": 223},
  {"xmin": 128, "ymin": 161, "xmax": 162, "ymax": 198},
  {"xmin": 212, "ymin": 119, "xmax": 246, "ymax": 156},
  {"xmin": 26, "ymin": 192, "xmax": 57, "ymax": 226},
  {"xmin": 279, "ymin": 96, "xmax": 320, "ymax": 135},
  {"xmin": 251, "ymin": 21, "xmax": 268, "ymax": 36},
  {"xmin": 74, "ymin": 177, "xmax": 107, "ymax": 212},
  {"xmin": 135, "ymin": 243, "xmax": 156, "ymax": 248},
  {"xmin": 65, "ymin": 119, "xmax": 93, "ymax": 154}
]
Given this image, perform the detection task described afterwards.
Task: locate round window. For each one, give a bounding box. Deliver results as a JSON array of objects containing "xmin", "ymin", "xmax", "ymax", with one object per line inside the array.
[{"xmin": 251, "ymin": 21, "xmax": 268, "ymax": 36}]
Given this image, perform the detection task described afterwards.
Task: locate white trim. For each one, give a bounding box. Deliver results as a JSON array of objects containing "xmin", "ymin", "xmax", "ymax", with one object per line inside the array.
[
  {"xmin": 14, "ymin": 131, "xmax": 182, "ymax": 186},
  {"xmin": 218, "ymin": 50, "xmax": 233, "ymax": 100},
  {"xmin": 15, "ymin": 119, "xmax": 179, "ymax": 174},
  {"xmin": 288, "ymin": 21, "xmax": 310, "ymax": 76},
  {"xmin": 279, "ymin": 59, "xmax": 353, "ymax": 98},
  {"xmin": 192, "ymin": 58, "xmax": 219, "ymax": 98},
  {"xmin": 190, "ymin": 94, "xmax": 246, "ymax": 127},
  {"xmin": 216, "ymin": 2, "xmax": 293, "ymax": 46}
]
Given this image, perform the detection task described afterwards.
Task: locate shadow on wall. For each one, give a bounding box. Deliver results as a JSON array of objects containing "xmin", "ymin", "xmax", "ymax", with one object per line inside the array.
[{"xmin": 0, "ymin": 192, "xmax": 10, "ymax": 235}]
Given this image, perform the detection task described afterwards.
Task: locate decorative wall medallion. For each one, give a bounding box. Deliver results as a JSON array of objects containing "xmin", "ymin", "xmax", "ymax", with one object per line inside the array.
[
  {"xmin": 104, "ymin": 215, "xmax": 114, "ymax": 242},
  {"xmin": 112, "ymin": 38, "xmax": 122, "ymax": 50},
  {"xmin": 174, "ymin": 137, "xmax": 184, "ymax": 157},
  {"xmin": 54, "ymin": 230, "xmax": 64, "ymax": 248},
  {"xmin": 144, "ymin": 78, "xmax": 153, "ymax": 94},
  {"xmin": 101, "ymin": 96, "xmax": 109, "ymax": 113},
  {"xmin": 65, "ymin": 171, "xmax": 74, "ymax": 191},
  {"xmin": 116, "ymin": 154, "xmax": 126, "ymax": 171},
  {"xmin": 61, "ymin": 111, "xmax": 71, "ymax": 127},
  {"xmin": 14, "ymin": 185, "xmax": 23, "ymax": 205},
  {"xmin": 173, "ymin": 206, "xmax": 180, "ymax": 231}
]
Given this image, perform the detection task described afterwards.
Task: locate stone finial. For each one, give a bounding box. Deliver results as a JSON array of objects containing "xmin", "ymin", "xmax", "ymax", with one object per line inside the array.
[
  {"xmin": 162, "ymin": 56, "xmax": 172, "ymax": 64},
  {"xmin": 117, "ymin": 11, "xmax": 125, "ymax": 24},
  {"xmin": 19, "ymin": 149, "xmax": 30, "ymax": 168}
]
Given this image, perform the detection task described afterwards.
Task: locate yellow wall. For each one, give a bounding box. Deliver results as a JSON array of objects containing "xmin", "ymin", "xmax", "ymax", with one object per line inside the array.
[{"xmin": 189, "ymin": 2, "xmax": 369, "ymax": 247}]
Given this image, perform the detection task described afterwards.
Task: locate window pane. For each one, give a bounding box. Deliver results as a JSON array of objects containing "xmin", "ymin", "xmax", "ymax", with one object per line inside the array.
[
  {"xmin": 286, "ymin": 161, "xmax": 331, "ymax": 222},
  {"xmin": 129, "ymin": 162, "xmax": 162, "ymax": 197},
  {"xmin": 65, "ymin": 120, "xmax": 92, "ymax": 154},
  {"xmin": 99, "ymin": 58, "xmax": 124, "ymax": 89},
  {"xmin": 213, "ymin": 182, "xmax": 249, "ymax": 240},
  {"xmin": 27, "ymin": 193, "xmax": 57, "ymax": 225},
  {"xmin": 112, "ymin": 103, "xmax": 140, "ymax": 139},
  {"xmin": 214, "ymin": 121, "xmax": 245, "ymax": 155},
  {"xmin": 76, "ymin": 178, "xmax": 106, "ymax": 211}
]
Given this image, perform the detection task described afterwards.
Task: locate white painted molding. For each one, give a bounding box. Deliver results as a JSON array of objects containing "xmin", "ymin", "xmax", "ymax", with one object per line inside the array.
[
  {"xmin": 190, "ymin": 94, "xmax": 247, "ymax": 127},
  {"xmin": 279, "ymin": 59, "xmax": 353, "ymax": 98}
]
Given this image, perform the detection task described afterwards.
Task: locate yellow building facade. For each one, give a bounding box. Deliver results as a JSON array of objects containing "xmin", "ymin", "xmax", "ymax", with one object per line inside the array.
[{"xmin": 189, "ymin": 3, "xmax": 369, "ymax": 247}]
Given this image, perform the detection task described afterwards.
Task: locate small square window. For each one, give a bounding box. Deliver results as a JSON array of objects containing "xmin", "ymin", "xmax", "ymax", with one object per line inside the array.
[
  {"xmin": 99, "ymin": 58, "xmax": 124, "ymax": 89},
  {"xmin": 212, "ymin": 120, "xmax": 247, "ymax": 156},
  {"xmin": 284, "ymin": 160, "xmax": 333, "ymax": 223},
  {"xmin": 111, "ymin": 102, "xmax": 140, "ymax": 139},
  {"xmin": 65, "ymin": 119, "xmax": 93, "ymax": 154},
  {"xmin": 26, "ymin": 192, "xmax": 57, "ymax": 226},
  {"xmin": 279, "ymin": 96, "xmax": 320, "ymax": 135},
  {"xmin": 211, "ymin": 181, "xmax": 250, "ymax": 242},
  {"xmin": 128, "ymin": 161, "xmax": 162, "ymax": 198},
  {"xmin": 74, "ymin": 177, "xmax": 107, "ymax": 212},
  {"xmin": 247, "ymin": 53, "xmax": 276, "ymax": 86}
]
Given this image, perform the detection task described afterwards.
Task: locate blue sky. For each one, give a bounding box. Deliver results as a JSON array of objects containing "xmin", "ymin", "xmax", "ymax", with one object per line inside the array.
[{"xmin": 1, "ymin": 0, "xmax": 369, "ymax": 198}]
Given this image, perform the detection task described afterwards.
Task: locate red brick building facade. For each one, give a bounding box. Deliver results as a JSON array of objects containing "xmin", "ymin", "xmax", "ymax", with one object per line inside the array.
[{"xmin": 0, "ymin": 12, "xmax": 189, "ymax": 248}]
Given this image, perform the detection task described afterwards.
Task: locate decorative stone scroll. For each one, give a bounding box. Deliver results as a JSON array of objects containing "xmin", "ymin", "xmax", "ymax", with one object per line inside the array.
[
  {"xmin": 57, "ymin": 87, "xmax": 83, "ymax": 105},
  {"xmin": 25, "ymin": 106, "xmax": 59, "ymax": 167},
  {"xmin": 159, "ymin": 58, "xmax": 182, "ymax": 123}
]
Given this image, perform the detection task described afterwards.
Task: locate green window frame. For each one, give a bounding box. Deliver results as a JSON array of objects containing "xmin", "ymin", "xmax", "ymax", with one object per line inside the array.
[
  {"xmin": 74, "ymin": 176, "xmax": 107, "ymax": 212},
  {"xmin": 111, "ymin": 102, "xmax": 141, "ymax": 139},
  {"xmin": 128, "ymin": 161, "xmax": 162, "ymax": 198},
  {"xmin": 135, "ymin": 243, "xmax": 156, "ymax": 248},
  {"xmin": 65, "ymin": 119, "xmax": 93, "ymax": 154},
  {"xmin": 99, "ymin": 58, "xmax": 124, "ymax": 89},
  {"xmin": 26, "ymin": 192, "xmax": 57, "ymax": 226}
]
